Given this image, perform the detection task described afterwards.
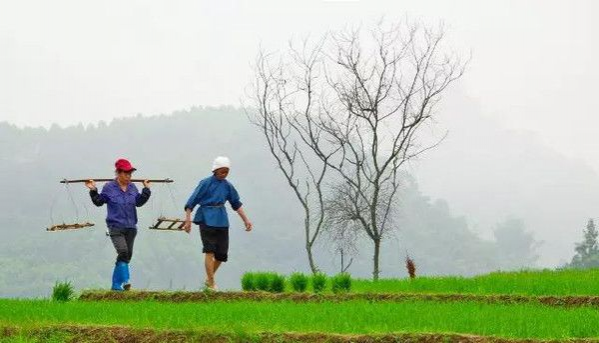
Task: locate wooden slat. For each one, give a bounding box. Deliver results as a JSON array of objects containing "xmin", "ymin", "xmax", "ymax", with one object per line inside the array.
[{"xmin": 47, "ymin": 222, "xmax": 95, "ymax": 232}]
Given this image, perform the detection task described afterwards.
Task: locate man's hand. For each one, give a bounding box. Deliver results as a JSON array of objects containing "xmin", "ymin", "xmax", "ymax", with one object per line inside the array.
[
  {"xmin": 244, "ymin": 220, "xmax": 253, "ymax": 232},
  {"xmin": 143, "ymin": 179, "xmax": 151, "ymax": 188},
  {"xmin": 183, "ymin": 219, "xmax": 192, "ymax": 234},
  {"xmin": 85, "ymin": 180, "xmax": 96, "ymax": 191}
]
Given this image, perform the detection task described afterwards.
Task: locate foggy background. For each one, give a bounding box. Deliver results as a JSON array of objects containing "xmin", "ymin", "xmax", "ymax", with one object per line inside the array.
[{"xmin": 0, "ymin": 0, "xmax": 597, "ymax": 296}]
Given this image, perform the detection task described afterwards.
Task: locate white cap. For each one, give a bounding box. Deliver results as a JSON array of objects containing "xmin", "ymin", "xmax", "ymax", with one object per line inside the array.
[{"xmin": 212, "ymin": 156, "xmax": 231, "ymax": 172}]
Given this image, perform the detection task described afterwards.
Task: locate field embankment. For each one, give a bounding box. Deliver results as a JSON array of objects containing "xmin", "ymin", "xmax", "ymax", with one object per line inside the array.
[{"xmin": 80, "ymin": 290, "xmax": 599, "ymax": 308}]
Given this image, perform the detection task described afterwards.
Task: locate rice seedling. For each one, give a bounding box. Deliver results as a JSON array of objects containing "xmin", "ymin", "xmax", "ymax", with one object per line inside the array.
[
  {"xmin": 254, "ymin": 273, "xmax": 271, "ymax": 292},
  {"xmin": 289, "ymin": 273, "xmax": 309, "ymax": 292},
  {"xmin": 331, "ymin": 273, "xmax": 352, "ymax": 294},
  {"xmin": 270, "ymin": 273, "xmax": 286, "ymax": 293},
  {"xmin": 312, "ymin": 272, "xmax": 327, "ymax": 293},
  {"xmin": 241, "ymin": 272, "xmax": 256, "ymax": 291},
  {"xmin": 51, "ymin": 281, "xmax": 74, "ymax": 302}
]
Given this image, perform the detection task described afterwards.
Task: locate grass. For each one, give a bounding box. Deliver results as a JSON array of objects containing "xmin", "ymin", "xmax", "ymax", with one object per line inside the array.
[
  {"xmin": 51, "ymin": 281, "xmax": 74, "ymax": 302},
  {"xmin": 289, "ymin": 273, "xmax": 309, "ymax": 292},
  {"xmin": 331, "ymin": 273, "xmax": 352, "ymax": 294},
  {"xmin": 0, "ymin": 299, "xmax": 598, "ymax": 340},
  {"xmin": 352, "ymin": 269, "xmax": 599, "ymax": 296},
  {"xmin": 311, "ymin": 273, "xmax": 327, "ymax": 294}
]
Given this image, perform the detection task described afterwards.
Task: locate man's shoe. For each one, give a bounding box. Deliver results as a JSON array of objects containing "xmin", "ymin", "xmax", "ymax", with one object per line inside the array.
[{"xmin": 123, "ymin": 283, "xmax": 132, "ymax": 291}]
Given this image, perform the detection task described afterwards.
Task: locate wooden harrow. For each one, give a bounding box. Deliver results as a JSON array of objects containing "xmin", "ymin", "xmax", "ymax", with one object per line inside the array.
[
  {"xmin": 47, "ymin": 222, "xmax": 95, "ymax": 232},
  {"xmin": 149, "ymin": 217, "xmax": 186, "ymax": 231}
]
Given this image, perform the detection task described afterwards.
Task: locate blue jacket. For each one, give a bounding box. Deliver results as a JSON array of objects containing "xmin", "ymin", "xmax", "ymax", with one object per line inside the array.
[
  {"xmin": 89, "ymin": 181, "xmax": 151, "ymax": 229},
  {"xmin": 184, "ymin": 175, "xmax": 242, "ymax": 228}
]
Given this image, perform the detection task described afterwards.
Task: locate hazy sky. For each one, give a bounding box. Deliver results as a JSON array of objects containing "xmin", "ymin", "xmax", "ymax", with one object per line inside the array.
[{"xmin": 1, "ymin": 0, "xmax": 598, "ymax": 169}]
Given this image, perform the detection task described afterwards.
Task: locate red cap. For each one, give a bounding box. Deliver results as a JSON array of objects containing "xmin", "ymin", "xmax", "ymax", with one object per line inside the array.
[{"xmin": 115, "ymin": 159, "xmax": 137, "ymax": 172}]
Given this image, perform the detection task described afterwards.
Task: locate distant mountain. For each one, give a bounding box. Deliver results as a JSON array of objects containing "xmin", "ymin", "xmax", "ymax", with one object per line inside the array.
[
  {"xmin": 0, "ymin": 106, "xmax": 544, "ymax": 296},
  {"xmin": 413, "ymin": 92, "xmax": 599, "ymax": 266}
]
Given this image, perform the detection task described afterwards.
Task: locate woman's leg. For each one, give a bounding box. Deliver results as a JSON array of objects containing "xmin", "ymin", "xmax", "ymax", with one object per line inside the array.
[
  {"xmin": 109, "ymin": 228, "xmax": 131, "ymax": 263},
  {"xmin": 122, "ymin": 229, "xmax": 137, "ymax": 290},
  {"xmin": 108, "ymin": 228, "xmax": 129, "ymax": 290},
  {"xmin": 204, "ymin": 253, "xmax": 216, "ymax": 287}
]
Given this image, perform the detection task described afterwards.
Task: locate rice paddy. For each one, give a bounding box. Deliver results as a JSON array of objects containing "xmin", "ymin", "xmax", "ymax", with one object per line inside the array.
[{"xmin": 2, "ymin": 269, "xmax": 599, "ymax": 342}]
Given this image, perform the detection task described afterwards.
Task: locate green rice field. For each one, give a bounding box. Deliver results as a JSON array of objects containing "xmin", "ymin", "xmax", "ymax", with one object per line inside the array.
[
  {"xmin": 352, "ymin": 269, "xmax": 599, "ymax": 296},
  {"xmin": 2, "ymin": 269, "xmax": 599, "ymax": 342}
]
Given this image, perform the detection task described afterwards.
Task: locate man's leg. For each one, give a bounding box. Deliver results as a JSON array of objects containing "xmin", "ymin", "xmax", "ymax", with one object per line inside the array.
[{"xmin": 204, "ymin": 253, "xmax": 216, "ymax": 287}]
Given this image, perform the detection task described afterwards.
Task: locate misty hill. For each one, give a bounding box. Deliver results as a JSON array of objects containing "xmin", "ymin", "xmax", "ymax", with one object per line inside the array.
[
  {"xmin": 413, "ymin": 92, "xmax": 599, "ymax": 266},
  {"xmin": 0, "ymin": 106, "xmax": 554, "ymax": 297}
]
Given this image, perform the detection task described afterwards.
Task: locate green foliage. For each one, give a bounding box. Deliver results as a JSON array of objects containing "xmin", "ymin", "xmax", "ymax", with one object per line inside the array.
[
  {"xmin": 249, "ymin": 272, "xmax": 286, "ymax": 293},
  {"xmin": 241, "ymin": 272, "xmax": 256, "ymax": 291},
  {"xmin": 2, "ymin": 298, "xmax": 599, "ymax": 340},
  {"xmin": 254, "ymin": 273, "xmax": 271, "ymax": 292},
  {"xmin": 270, "ymin": 274, "xmax": 286, "ymax": 293},
  {"xmin": 352, "ymin": 269, "xmax": 599, "ymax": 296},
  {"xmin": 331, "ymin": 273, "xmax": 352, "ymax": 294},
  {"xmin": 289, "ymin": 272, "xmax": 309, "ymax": 292},
  {"xmin": 567, "ymin": 219, "xmax": 599, "ymax": 269},
  {"xmin": 52, "ymin": 281, "xmax": 75, "ymax": 302},
  {"xmin": 311, "ymin": 272, "xmax": 327, "ymax": 293}
]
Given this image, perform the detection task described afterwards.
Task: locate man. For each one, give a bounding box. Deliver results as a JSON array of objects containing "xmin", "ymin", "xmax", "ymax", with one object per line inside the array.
[
  {"xmin": 184, "ymin": 156, "xmax": 252, "ymax": 290},
  {"xmin": 86, "ymin": 158, "xmax": 151, "ymax": 291}
]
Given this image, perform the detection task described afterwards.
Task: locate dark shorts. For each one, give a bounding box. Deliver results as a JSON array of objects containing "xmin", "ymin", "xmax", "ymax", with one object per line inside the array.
[{"xmin": 198, "ymin": 223, "xmax": 229, "ymax": 262}]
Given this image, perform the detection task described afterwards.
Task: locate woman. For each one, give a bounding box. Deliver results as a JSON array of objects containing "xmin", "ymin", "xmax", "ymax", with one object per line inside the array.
[
  {"xmin": 183, "ymin": 156, "xmax": 252, "ymax": 290},
  {"xmin": 85, "ymin": 158, "xmax": 151, "ymax": 291}
]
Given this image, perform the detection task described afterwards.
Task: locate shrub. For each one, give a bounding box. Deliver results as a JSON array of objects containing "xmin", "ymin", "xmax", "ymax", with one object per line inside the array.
[
  {"xmin": 311, "ymin": 272, "xmax": 328, "ymax": 293},
  {"xmin": 52, "ymin": 281, "xmax": 75, "ymax": 302},
  {"xmin": 255, "ymin": 273, "xmax": 271, "ymax": 291},
  {"xmin": 270, "ymin": 273, "xmax": 286, "ymax": 293},
  {"xmin": 289, "ymin": 272, "xmax": 309, "ymax": 292},
  {"xmin": 331, "ymin": 273, "xmax": 352, "ymax": 293},
  {"xmin": 241, "ymin": 272, "xmax": 256, "ymax": 291}
]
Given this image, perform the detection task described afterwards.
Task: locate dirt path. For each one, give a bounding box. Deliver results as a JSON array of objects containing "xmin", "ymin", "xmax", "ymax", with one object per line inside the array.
[
  {"xmin": 79, "ymin": 290, "xmax": 599, "ymax": 308},
  {"xmin": 2, "ymin": 325, "xmax": 597, "ymax": 343}
]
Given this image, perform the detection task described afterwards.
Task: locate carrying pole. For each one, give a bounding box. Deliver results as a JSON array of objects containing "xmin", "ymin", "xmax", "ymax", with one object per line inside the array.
[{"xmin": 60, "ymin": 178, "xmax": 174, "ymax": 184}]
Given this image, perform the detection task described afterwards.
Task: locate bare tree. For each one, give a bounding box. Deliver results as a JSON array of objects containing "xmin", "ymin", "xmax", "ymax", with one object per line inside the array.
[
  {"xmin": 249, "ymin": 20, "xmax": 466, "ymax": 279},
  {"xmin": 247, "ymin": 43, "xmax": 333, "ymax": 273}
]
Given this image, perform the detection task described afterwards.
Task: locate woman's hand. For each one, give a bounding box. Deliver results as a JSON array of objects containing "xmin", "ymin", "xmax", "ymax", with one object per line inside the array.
[
  {"xmin": 143, "ymin": 179, "xmax": 151, "ymax": 188},
  {"xmin": 183, "ymin": 219, "xmax": 192, "ymax": 234},
  {"xmin": 244, "ymin": 220, "xmax": 253, "ymax": 232},
  {"xmin": 85, "ymin": 180, "xmax": 96, "ymax": 190}
]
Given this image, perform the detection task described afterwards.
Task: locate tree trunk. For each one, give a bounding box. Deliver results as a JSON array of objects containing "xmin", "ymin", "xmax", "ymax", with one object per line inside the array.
[
  {"xmin": 373, "ymin": 237, "xmax": 381, "ymax": 280},
  {"xmin": 307, "ymin": 243, "xmax": 319, "ymax": 274}
]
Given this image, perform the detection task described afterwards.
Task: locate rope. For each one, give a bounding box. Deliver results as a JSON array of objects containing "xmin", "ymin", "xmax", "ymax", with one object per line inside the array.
[
  {"xmin": 166, "ymin": 183, "xmax": 180, "ymax": 211},
  {"xmin": 64, "ymin": 182, "xmax": 80, "ymax": 223},
  {"xmin": 48, "ymin": 185, "xmax": 60, "ymax": 226}
]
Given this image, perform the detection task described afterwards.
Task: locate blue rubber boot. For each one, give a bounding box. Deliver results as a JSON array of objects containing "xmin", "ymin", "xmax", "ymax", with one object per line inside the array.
[
  {"xmin": 111, "ymin": 262, "xmax": 127, "ymax": 291},
  {"xmin": 123, "ymin": 263, "xmax": 131, "ymax": 291}
]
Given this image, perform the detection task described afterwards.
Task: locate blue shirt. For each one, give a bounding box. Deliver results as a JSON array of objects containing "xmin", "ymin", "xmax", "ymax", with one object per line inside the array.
[
  {"xmin": 89, "ymin": 181, "xmax": 151, "ymax": 229},
  {"xmin": 184, "ymin": 175, "xmax": 243, "ymax": 228}
]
